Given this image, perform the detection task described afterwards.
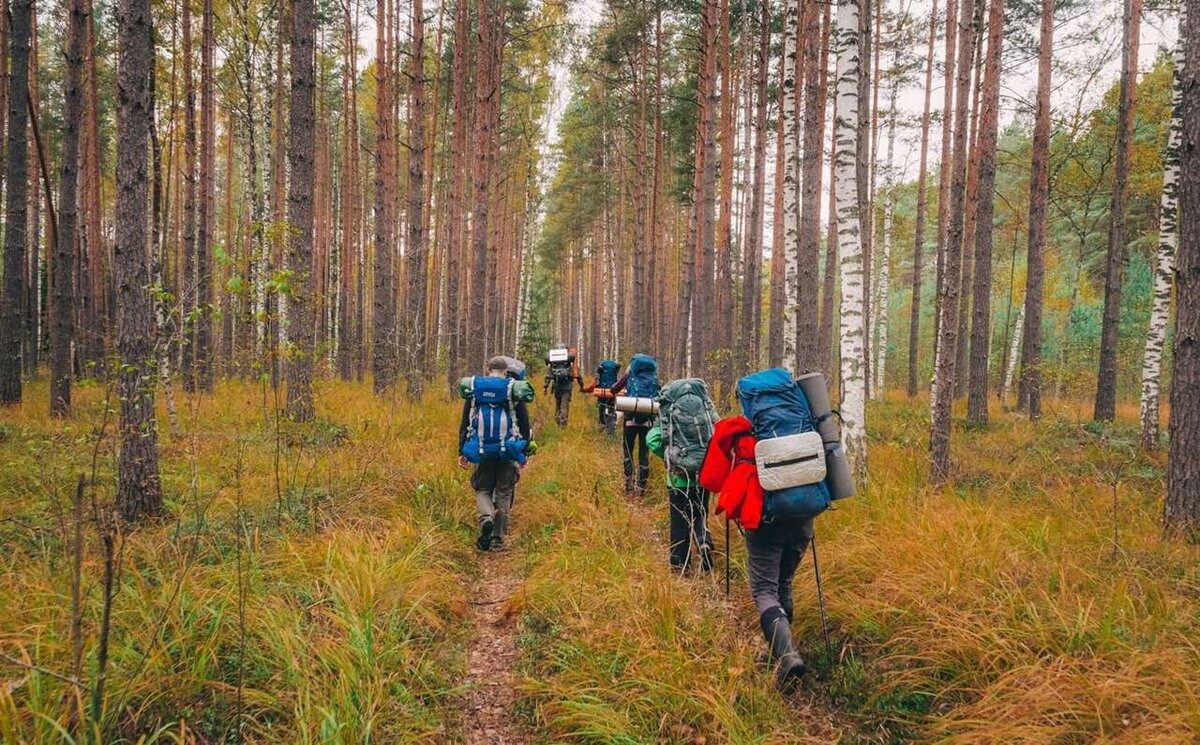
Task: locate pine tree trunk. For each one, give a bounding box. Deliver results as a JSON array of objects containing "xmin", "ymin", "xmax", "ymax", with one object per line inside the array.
[
  {"xmin": 1166, "ymin": 0, "xmax": 1200, "ymax": 539},
  {"xmin": 0, "ymin": 0, "xmax": 32, "ymax": 404},
  {"xmin": 908, "ymin": 0, "xmax": 936, "ymax": 398},
  {"xmin": 467, "ymin": 0, "xmax": 494, "ymax": 373},
  {"xmin": 444, "ymin": 0, "xmax": 470, "ymax": 388},
  {"xmin": 284, "ymin": 0, "xmax": 315, "ymax": 419},
  {"xmin": 1094, "ymin": 0, "xmax": 1142, "ymax": 422},
  {"xmin": 1019, "ymin": 0, "xmax": 1053, "ymax": 420},
  {"xmin": 872, "ymin": 42, "xmax": 899, "ymax": 400},
  {"xmin": 930, "ymin": 0, "xmax": 978, "ymax": 485},
  {"xmin": 796, "ymin": 0, "xmax": 823, "ymax": 373},
  {"xmin": 404, "ymin": 0, "xmax": 427, "ymax": 398},
  {"xmin": 834, "ymin": 0, "xmax": 867, "ymax": 483},
  {"xmin": 181, "ymin": 0, "xmax": 197, "ymax": 390},
  {"xmin": 51, "ymin": 0, "xmax": 86, "ymax": 416},
  {"xmin": 114, "ymin": 0, "xmax": 163, "ymax": 520},
  {"xmin": 932, "ymin": 0, "xmax": 958, "ymax": 366},
  {"xmin": 1140, "ymin": 15, "xmax": 1183, "ymax": 449},
  {"xmin": 767, "ymin": 20, "xmax": 787, "ymax": 370},
  {"xmin": 966, "ymin": 0, "xmax": 1003, "ymax": 425},
  {"xmin": 741, "ymin": 0, "xmax": 769, "ymax": 374},
  {"xmin": 196, "ymin": 0, "xmax": 215, "ymax": 391},
  {"xmin": 373, "ymin": 0, "xmax": 396, "ymax": 392}
]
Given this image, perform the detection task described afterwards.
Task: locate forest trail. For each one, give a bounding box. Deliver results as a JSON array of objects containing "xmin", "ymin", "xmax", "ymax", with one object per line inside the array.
[{"xmin": 462, "ymin": 529, "xmax": 529, "ymax": 743}]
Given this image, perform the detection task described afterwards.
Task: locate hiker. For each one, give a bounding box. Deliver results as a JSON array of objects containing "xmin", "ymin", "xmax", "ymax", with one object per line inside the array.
[
  {"xmin": 458, "ymin": 356, "xmax": 537, "ymax": 552},
  {"xmin": 647, "ymin": 378, "xmax": 717, "ymax": 572},
  {"xmin": 582, "ymin": 358, "xmax": 622, "ymax": 435},
  {"xmin": 699, "ymin": 368, "xmax": 833, "ymax": 692},
  {"xmin": 543, "ymin": 346, "xmax": 584, "ymax": 427},
  {"xmin": 608, "ymin": 353, "xmax": 660, "ymax": 499}
]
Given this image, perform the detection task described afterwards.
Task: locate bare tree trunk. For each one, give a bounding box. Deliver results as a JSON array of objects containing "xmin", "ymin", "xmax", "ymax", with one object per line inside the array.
[
  {"xmin": 1019, "ymin": 0, "xmax": 1053, "ymax": 419},
  {"xmin": 373, "ymin": 0, "xmax": 396, "ymax": 392},
  {"xmin": 933, "ymin": 0, "xmax": 958, "ymax": 364},
  {"xmin": 1165, "ymin": 0, "xmax": 1200, "ymax": 539},
  {"xmin": 741, "ymin": 0, "xmax": 769, "ymax": 374},
  {"xmin": 467, "ymin": 0, "xmax": 495, "ymax": 373},
  {"xmin": 908, "ymin": 0, "xmax": 937, "ymax": 398},
  {"xmin": 404, "ymin": 0, "xmax": 428, "ymax": 398},
  {"xmin": 796, "ymin": 0, "xmax": 823, "ymax": 373},
  {"xmin": 0, "ymin": 0, "xmax": 32, "ymax": 404},
  {"xmin": 115, "ymin": 0, "xmax": 163, "ymax": 520},
  {"xmin": 930, "ymin": 0, "xmax": 978, "ymax": 485},
  {"xmin": 834, "ymin": 0, "xmax": 867, "ymax": 482},
  {"xmin": 1094, "ymin": 0, "xmax": 1143, "ymax": 422},
  {"xmin": 181, "ymin": 0, "xmax": 197, "ymax": 390},
  {"xmin": 966, "ymin": 0, "xmax": 1003, "ymax": 424},
  {"xmin": 196, "ymin": 0, "xmax": 215, "ymax": 391},
  {"xmin": 284, "ymin": 0, "xmax": 315, "ymax": 419},
  {"xmin": 51, "ymin": 0, "xmax": 86, "ymax": 416}
]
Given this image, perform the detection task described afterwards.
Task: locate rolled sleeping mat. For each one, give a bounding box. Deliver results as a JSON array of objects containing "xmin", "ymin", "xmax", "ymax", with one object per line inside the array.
[
  {"xmin": 823, "ymin": 441, "xmax": 856, "ymax": 500},
  {"xmin": 797, "ymin": 372, "xmax": 840, "ymax": 444},
  {"xmin": 797, "ymin": 371, "xmax": 855, "ymax": 500},
  {"xmin": 614, "ymin": 396, "xmax": 659, "ymax": 416}
]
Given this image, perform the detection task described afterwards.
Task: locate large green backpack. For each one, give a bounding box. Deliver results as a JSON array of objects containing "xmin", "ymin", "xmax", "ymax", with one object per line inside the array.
[{"xmin": 657, "ymin": 378, "xmax": 718, "ymax": 478}]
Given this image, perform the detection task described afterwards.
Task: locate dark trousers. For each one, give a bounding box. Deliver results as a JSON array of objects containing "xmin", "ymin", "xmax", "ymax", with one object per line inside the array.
[
  {"xmin": 668, "ymin": 484, "xmax": 713, "ymax": 569},
  {"xmin": 744, "ymin": 517, "xmax": 814, "ymax": 616},
  {"xmin": 622, "ymin": 424, "xmax": 649, "ymax": 492},
  {"xmin": 553, "ymin": 386, "xmax": 573, "ymax": 426},
  {"xmin": 598, "ymin": 401, "xmax": 616, "ymax": 433},
  {"xmin": 471, "ymin": 460, "xmax": 520, "ymax": 539}
]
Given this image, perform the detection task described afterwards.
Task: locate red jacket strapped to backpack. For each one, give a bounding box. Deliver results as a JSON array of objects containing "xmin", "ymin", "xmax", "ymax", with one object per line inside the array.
[{"xmin": 699, "ymin": 416, "xmax": 766, "ymax": 531}]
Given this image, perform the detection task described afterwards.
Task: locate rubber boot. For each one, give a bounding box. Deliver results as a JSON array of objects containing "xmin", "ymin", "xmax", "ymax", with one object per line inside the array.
[{"xmin": 760, "ymin": 606, "xmax": 806, "ymax": 691}]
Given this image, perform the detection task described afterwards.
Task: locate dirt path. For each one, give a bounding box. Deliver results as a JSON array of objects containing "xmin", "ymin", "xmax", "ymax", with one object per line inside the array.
[{"xmin": 461, "ymin": 549, "xmax": 528, "ymax": 744}]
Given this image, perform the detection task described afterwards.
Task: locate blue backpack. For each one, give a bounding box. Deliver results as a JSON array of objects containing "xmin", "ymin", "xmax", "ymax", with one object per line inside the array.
[
  {"xmin": 597, "ymin": 359, "xmax": 620, "ymax": 388},
  {"xmin": 626, "ymin": 354, "xmax": 660, "ymax": 399},
  {"xmin": 737, "ymin": 368, "xmax": 831, "ymax": 521},
  {"xmin": 462, "ymin": 376, "xmax": 529, "ymax": 465}
]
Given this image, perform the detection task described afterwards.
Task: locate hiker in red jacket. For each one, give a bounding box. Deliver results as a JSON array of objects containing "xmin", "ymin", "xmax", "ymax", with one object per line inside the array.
[{"xmin": 700, "ymin": 415, "xmax": 810, "ymax": 691}]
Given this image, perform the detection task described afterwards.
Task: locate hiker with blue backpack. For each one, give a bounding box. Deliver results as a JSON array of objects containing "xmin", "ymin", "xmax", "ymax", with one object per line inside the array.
[
  {"xmin": 458, "ymin": 356, "xmax": 537, "ymax": 552},
  {"xmin": 608, "ymin": 354, "xmax": 660, "ymax": 499},
  {"xmin": 583, "ymin": 359, "xmax": 622, "ymax": 434},
  {"xmin": 700, "ymin": 368, "xmax": 854, "ymax": 691},
  {"xmin": 647, "ymin": 378, "xmax": 718, "ymax": 572}
]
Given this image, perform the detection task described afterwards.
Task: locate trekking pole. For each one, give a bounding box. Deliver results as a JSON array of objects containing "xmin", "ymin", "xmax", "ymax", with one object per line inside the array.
[
  {"xmin": 720, "ymin": 518, "xmax": 729, "ymax": 597},
  {"xmin": 811, "ymin": 530, "xmax": 833, "ymax": 662}
]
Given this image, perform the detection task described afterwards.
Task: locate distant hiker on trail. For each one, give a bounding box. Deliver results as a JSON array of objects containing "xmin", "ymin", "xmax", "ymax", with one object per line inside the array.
[
  {"xmin": 544, "ymin": 346, "xmax": 584, "ymax": 427},
  {"xmin": 583, "ymin": 358, "xmax": 622, "ymax": 435},
  {"xmin": 458, "ymin": 356, "xmax": 537, "ymax": 552},
  {"xmin": 609, "ymin": 353, "xmax": 660, "ymax": 499},
  {"xmin": 648, "ymin": 378, "xmax": 718, "ymax": 572},
  {"xmin": 700, "ymin": 368, "xmax": 840, "ymax": 692}
]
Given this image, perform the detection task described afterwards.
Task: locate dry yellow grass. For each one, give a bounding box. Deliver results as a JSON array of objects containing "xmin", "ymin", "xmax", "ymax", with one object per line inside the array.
[{"xmin": 1, "ymin": 378, "xmax": 1197, "ymax": 742}]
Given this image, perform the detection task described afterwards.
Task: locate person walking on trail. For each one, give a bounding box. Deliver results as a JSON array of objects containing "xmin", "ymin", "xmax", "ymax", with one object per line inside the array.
[
  {"xmin": 648, "ymin": 378, "xmax": 718, "ymax": 572},
  {"xmin": 543, "ymin": 346, "xmax": 583, "ymax": 427},
  {"xmin": 609, "ymin": 353, "xmax": 660, "ymax": 499},
  {"xmin": 582, "ymin": 358, "xmax": 622, "ymax": 435},
  {"xmin": 699, "ymin": 368, "xmax": 833, "ymax": 692},
  {"xmin": 458, "ymin": 356, "xmax": 537, "ymax": 552}
]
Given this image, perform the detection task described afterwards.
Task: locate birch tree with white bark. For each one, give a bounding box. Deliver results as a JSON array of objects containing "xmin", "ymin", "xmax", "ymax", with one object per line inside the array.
[
  {"xmin": 781, "ymin": 0, "xmax": 801, "ymax": 373},
  {"xmin": 835, "ymin": 0, "xmax": 867, "ymax": 481},
  {"xmin": 872, "ymin": 46, "xmax": 900, "ymax": 399},
  {"xmin": 1139, "ymin": 16, "xmax": 1184, "ymax": 449}
]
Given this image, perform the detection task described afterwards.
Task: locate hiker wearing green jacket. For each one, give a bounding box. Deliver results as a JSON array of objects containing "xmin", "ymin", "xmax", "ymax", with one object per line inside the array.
[
  {"xmin": 648, "ymin": 377, "xmax": 718, "ymax": 572},
  {"xmin": 648, "ymin": 426, "xmax": 714, "ymax": 571}
]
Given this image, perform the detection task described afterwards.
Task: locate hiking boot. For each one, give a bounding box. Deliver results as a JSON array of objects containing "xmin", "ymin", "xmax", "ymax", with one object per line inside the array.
[
  {"xmin": 476, "ymin": 518, "xmax": 494, "ymax": 551},
  {"xmin": 760, "ymin": 606, "xmax": 806, "ymax": 692},
  {"xmin": 698, "ymin": 544, "xmax": 714, "ymax": 573},
  {"xmin": 489, "ymin": 535, "xmax": 506, "ymax": 551}
]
